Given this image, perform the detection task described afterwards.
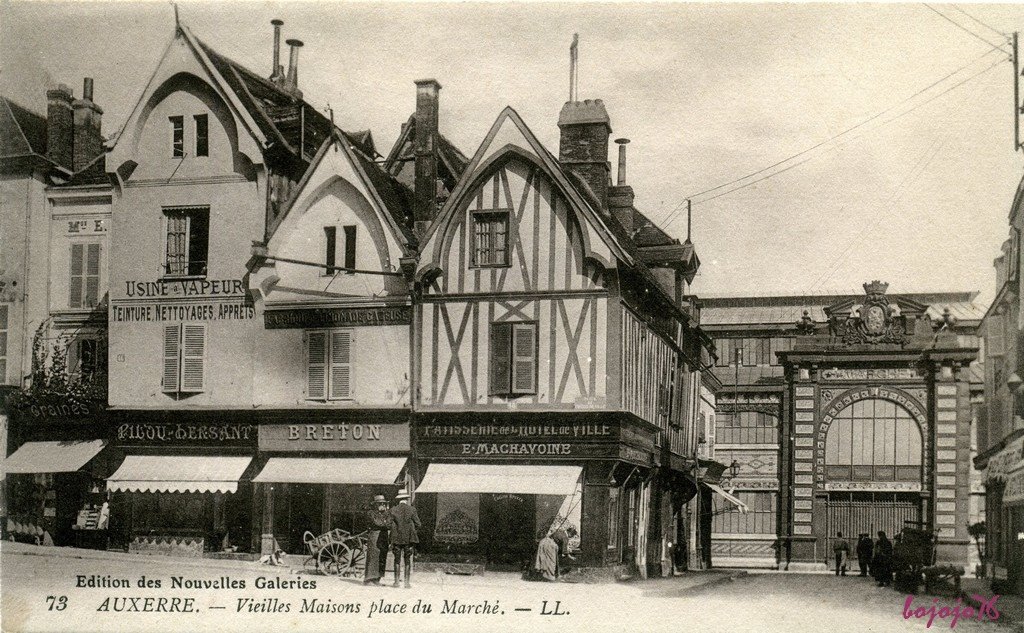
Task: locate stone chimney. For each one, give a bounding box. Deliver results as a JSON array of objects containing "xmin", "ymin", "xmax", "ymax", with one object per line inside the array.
[
  {"xmin": 413, "ymin": 79, "xmax": 441, "ymax": 237},
  {"xmin": 285, "ymin": 38, "xmax": 303, "ymax": 98},
  {"xmin": 269, "ymin": 19, "xmax": 285, "ymax": 85},
  {"xmin": 72, "ymin": 78, "xmax": 104, "ymax": 174},
  {"xmin": 46, "ymin": 83, "xmax": 74, "ymax": 171},
  {"xmin": 558, "ymin": 99, "xmax": 612, "ymax": 212},
  {"xmin": 608, "ymin": 138, "xmax": 633, "ymax": 233}
]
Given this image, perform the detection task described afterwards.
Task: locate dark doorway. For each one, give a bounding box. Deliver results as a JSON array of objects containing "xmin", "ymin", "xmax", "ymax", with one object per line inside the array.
[
  {"xmin": 481, "ymin": 493, "xmax": 535, "ymax": 570},
  {"xmin": 286, "ymin": 484, "xmax": 324, "ymax": 554}
]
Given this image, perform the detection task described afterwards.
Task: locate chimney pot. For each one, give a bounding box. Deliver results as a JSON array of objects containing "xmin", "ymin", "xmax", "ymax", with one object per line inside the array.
[
  {"xmin": 558, "ymin": 99, "xmax": 612, "ymax": 211},
  {"xmin": 72, "ymin": 79, "xmax": 103, "ymax": 174},
  {"xmin": 270, "ymin": 20, "xmax": 284, "ymax": 84},
  {"xmin": 46, "ymin": 84, "xmax": 74, "ymax": 171},
  {"xmin": 413, "ymin": 79, "xmax": 442, "ymax": 236},
  {"xmin": 285, "ymin": 38, "xmax": 304, "ymax": 94},
  {"xmin": 615, "ymin": 138, "xmax": 629, "ymax": 186},
  {"xmin": 82, "ymin": 78, "xmax": 94, "ymax": 102}
]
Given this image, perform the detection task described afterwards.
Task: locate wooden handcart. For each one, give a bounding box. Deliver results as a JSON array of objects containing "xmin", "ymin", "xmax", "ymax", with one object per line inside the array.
[{"xmin": 303, "ymin": 528, "xmax": 369, "ymax": 576}]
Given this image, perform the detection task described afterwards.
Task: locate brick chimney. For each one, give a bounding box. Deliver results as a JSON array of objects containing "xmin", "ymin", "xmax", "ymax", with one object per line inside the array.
[
  {"xmin": 46, "ymin": 83, "xmax": 74, "ymax": 171},
  {"xmin": 413, "ymin": 79, "xmax": 441, "ymax": 238},
  {"xmin": 608, "ymin": 138, "xmax": 633, "ymax": 233},
  {"xmin": 558, "ymin": 99, "xmax": 612, "ymax": 212},
  {"xmin": 72, "ymin": 78, "xmax": 104, "ymax": 174}
]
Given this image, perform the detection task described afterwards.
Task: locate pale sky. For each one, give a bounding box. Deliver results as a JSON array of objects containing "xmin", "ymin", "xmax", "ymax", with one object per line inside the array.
[{"xmin": 3, "ymin": 1, "xmax": 1022, "ymax": 305}]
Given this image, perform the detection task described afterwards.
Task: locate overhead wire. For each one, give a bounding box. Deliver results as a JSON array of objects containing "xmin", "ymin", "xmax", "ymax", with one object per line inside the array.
[
  {"xmin": 951, "ymin": 4, "xmax": 1007, "ymax": 39},
  {"xmin": 659, "ymin": 51, "xmax": 1007, "ymax": 230},
  {"xmin": 656, "ymin": 46, "xmax": 1004, "ymax": 230},
  {"xmin": 922, "ymin": 3, "xmax": 1009, "ymax": 55}
]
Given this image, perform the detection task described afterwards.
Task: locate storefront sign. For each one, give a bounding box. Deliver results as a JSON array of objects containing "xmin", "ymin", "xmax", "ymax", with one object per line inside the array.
[
  {"xmin": 824, "ymin": 481, "xmax": 922, "ymax": 492},
  {"xmin": 264, "ymin": 306, "xmax": 412, "ymax": 329},
  {"xmin": 419, "ymin": 422, "xmax": 613, "ymax": 439},
  {"xmin": 124, "ymin": 279, "xmax": 246, "ymax": 298},
  {"xmin": 111, "ymin": 302, "xmax": 255, "ymax": 322},
  {"xmin": 117, "ymin": 422, "xmax": 256, "ymax": 446},
  {"xmin": 986, "ymin": 437, "xmax": 1024, "ymax": 482},
  {"xmin": 24, "ymin": 401, "xmax": 98, "ymax": 419},
  {"xmin": 258, "ymin": 423, "xmax": 410, "ymax": 452}
]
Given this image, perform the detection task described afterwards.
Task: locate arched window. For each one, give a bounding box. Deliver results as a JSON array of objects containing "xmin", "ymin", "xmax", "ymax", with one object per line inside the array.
[{"xmin": 824, "ymin": 398, "xmax": 922, "ymax": 481}]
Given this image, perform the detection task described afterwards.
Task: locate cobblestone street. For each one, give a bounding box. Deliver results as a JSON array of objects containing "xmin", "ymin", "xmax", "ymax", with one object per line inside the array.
[{"xmin": 1, "ymin": 545, "xmax": 1018, "ymax": 633}]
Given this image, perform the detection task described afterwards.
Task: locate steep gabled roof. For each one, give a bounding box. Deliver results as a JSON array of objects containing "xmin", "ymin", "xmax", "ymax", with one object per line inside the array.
[
  {"xmin": 382, "ymin": 114, "xmax": 469, "ymax": 189},
  {"xmin": 0, "ymin": 97, "xmax": 47, "ymax": 158}
]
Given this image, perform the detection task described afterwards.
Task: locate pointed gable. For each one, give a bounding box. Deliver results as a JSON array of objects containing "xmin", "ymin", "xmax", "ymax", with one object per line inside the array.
[{"xmin": 418, "ymin": 107, "xmax": 628, "ymax": 285}]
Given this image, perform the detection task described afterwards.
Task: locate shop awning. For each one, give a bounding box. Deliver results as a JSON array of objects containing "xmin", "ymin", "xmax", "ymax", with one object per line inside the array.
[
  {"xmin": 417, "ymin": 464, "xmax": 583, "ymax": 496},
  {"xmin": 705, "ymin": 482, "xmax": 749, "ymax": 514},
  {"xmin": 252, "ymin": 457, "xmax": 406, "ymax": 485},
  {"xmin": 106, "ymin": 455, "xmax": 252, "ymax": 493},
  {"xmin": 3, "ymin": 440, "xmax": 107, "ymax": 474}
]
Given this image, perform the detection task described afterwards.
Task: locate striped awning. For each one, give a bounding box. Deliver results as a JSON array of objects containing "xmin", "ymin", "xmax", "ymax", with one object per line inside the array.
[
  {"xmin": 107, "ymin": 455, "xmax": 252, "ymax": 493},
  {"xmin": 3, "ymin": 440, "xmax": 107, "ymax": 474},
  {"xmin": 417, "ymin": 464, "xmax": 582, "ymax": 496},
  {"xmin": 252, "ymin": 457, "xmax": 406, "ymax": 485},
  {"xmin": 705, "ymin": 482, "xmax": 749, "ymax": 514}
]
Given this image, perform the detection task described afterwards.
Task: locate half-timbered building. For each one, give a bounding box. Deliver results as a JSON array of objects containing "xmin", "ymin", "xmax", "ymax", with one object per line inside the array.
[{"xmin": 407, "ymin": 95, "xmax": 721, "ymax": 578}]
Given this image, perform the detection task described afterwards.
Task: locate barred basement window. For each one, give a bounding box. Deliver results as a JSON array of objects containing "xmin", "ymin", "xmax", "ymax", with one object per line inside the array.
[
  {"xmin": 489, "ymin": 321, "xmax": 537, "ymax": 397},
  {"xmin": 306, "ymin": 330, "xmax": 353, "ymax": 401},
  {"xmin": 69, "ymin": 243, "xmax": 101, "ymax": 308},
  {"xmin": 162, "ymin": 323, "xmax": 207, "ymax": 394}
]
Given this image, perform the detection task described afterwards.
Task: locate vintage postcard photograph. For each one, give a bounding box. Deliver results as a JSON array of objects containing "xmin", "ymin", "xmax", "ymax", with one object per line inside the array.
[{"xmin": 1, "ymin": 1, "xmax": 1023, "ymax": 632}]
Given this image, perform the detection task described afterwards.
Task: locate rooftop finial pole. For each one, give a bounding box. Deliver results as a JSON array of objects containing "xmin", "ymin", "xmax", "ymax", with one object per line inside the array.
[
  {"xmin": 569, "ymin": 33, "xmax": 579, "ymax": 102},
  {"xmin": 686, "ymin": 199, "xmax": 692, "ymax": 243}
]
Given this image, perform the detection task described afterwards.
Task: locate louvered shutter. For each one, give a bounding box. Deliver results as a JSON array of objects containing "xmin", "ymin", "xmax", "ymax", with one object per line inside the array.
[
  {"xmin": 306, "ymin": 331, "xmax": 328, "ymax": 400},
  {"xmin": 489, "ymin": 323, "xmax": 513, "ymax": 395},
  {"xmin": 180, "ymin": 324, "xmax": 207, "ymax": 392},
  {"xmin": 511, "ymin": 323, "xmax": 537, "ymax": 394},
  {"xmin": 85, "ymin": 243, "xmax": 101, "ymax": 307},
  {"xmin": 329, "ymin": 330, "xmax": 352, "ymax": 400},
  {"xmin": 69, "ymin": 243, "xmax": 84, "ymax": 308},
  {"xmin": 162, "ymin": 324, "xmax": 180, "ymax": 392}
]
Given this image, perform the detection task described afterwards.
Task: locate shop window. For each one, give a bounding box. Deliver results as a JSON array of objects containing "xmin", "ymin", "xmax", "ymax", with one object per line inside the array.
[
  {"xmin": 194, "ymin": 114, "xmax": 208, "ymax": 157},
  {"xmin": 306, "ymin": 330, "xmax": 353, "ymax": 401},
  {"xmin": 164, "ymin": 207, "xmax": 209, "ymax": 278},
  {"xmin": 0, "ymin": 304, "xmax": 7, "ymax": 383},
  {"xmin": 69, "ymin": 243, "xmax": 101, "ymax": 309},
  {"xmin": 70, "ymin": 336, "xmax": 106, "ymax": 380},
  {"xmin": 471, "ymin": 210, "xmax": 510, "ymax": 267},
  {"xmin": 323, "ymin": 226, "xmax": 336, "ymax": 274},
  {"xmin": 170, "ymin": 116, "xmax": 184, "ymax": 157},
  {"xmin": 489, "ymin": 322, "xmax": 537, "ymax": 397},
  {"xmin": 162, "ymin": 323, "xmax": 207, "ymax": 394}
]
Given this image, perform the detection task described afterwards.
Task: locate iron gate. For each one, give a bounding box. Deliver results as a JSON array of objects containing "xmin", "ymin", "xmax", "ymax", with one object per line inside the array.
[{"xmin": 825, "ymin": 492, "xmax": 921, "ymax": 554}]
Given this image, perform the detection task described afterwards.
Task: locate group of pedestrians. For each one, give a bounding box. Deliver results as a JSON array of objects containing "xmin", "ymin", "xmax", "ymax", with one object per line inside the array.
[
  {"xmin": 363, "ymin": 489, "xmax": 421, "ymax": 588},
  {"xmin": 832, "ymin": 530, "xmax": 894, "ymax": 587}
]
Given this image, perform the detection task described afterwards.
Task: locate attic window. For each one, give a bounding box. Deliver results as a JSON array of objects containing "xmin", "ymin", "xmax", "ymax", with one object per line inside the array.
[{"xmin": 471, "ymin": 210, "xmax": 510, "ymax": 268}]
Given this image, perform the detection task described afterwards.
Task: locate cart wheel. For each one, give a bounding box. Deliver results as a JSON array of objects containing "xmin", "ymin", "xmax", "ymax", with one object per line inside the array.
[
  {"xmin": 319, "ymin": 542, "xmax": 351, "ymax": 575},
  {"xmin": 348, "ymin": 545, "xmax": 366, "ymax": 573}
]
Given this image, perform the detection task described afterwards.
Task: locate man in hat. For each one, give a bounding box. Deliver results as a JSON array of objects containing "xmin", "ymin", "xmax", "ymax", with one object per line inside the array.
[
  {"xmin": 388, "ymin": 489, "xmax": 420, "ymax": 588},
  {"xmin": 856, "ymin": 533, "xmax": 873, "ymax": 577},
  {"xmin": 364, "ymin": 494, "xmax": 390, "ymax": 585}
]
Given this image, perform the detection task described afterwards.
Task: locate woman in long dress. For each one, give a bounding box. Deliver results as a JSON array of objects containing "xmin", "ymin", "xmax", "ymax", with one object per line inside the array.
[
  {"xmin": 364, "ymin": 495, "xmax": 390, "ymax": 585},
  {"xmin": 534, "ymin": 532, "xmax": 558, "ymax": 581}
]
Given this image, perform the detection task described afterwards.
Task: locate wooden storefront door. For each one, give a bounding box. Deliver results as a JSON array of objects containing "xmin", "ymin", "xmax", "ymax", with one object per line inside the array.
[{"xmin": 481, "ymin": 493, "xmax": 535, "ymax": 570}]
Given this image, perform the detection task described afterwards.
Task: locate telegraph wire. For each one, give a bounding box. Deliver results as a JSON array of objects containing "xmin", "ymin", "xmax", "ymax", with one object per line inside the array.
[
  {"xmin": 656, "ymin": 47, "xmax": 1004, "ymax": 230},
  {"xmin": 922, "ymin": 4, "xmax": 1009, "ymax": 55},
  {"xmin": 951, "ymin": 4, "xmax": 1007, "ymax": 39},
  {"xmin": 659, "ymin": 51, "xmax": 1006, "ymax": 230}
]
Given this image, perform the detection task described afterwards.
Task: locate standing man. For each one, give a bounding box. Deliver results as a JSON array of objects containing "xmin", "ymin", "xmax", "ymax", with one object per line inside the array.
[
  {"xmin": 364, "ymin": 494, "xmax": 390, "ymax": 585},
  {"xmin": 388, "ymin": 489, "xmax": 420, "ymax": 588},
  {"xmin": 833, "ymin": 531, "xmax": 850, "ymax": 577},
  {"xmin": 856, "ymin": 533, "xmax": 873, "ymax": 577}
]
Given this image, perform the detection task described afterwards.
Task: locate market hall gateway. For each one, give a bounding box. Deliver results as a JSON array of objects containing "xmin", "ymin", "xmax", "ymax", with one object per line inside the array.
[{"xmin": 702, "ymin": 283, "xmax": 982, "ymax": 568}]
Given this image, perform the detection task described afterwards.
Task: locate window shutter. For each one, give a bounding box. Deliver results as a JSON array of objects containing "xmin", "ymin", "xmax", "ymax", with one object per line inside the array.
[
  {"xmin": 180, "ymin": 324, "xmax": 207, "ymax": 392},
  {"xmin": 69, "ymin": 243, "xmax": 84, "ymax": 308},
  {"xmin": 511, "ymin": 323, "xmax": 537, "ymax": 395},
  {"xmin": 329, "ymin": 330, "xmax": 352, "ymax": 400},
  {"xmin": 85, "ymin": 243, "xmax": 101, "ymax": 307},
  {"xmin": 489, "ymin": 323, "xmax": 513, "ymax": 395},
  {"xmin": 306, "ymin": 331, "xmax": 328, "ymax": 400},
  {"xmin": 162, "ymin": 324, "xmax": 180, "ymax": 392}
]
